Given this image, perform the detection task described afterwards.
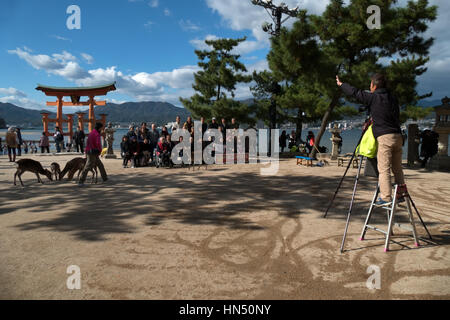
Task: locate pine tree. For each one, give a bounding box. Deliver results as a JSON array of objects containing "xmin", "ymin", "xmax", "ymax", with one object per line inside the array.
[
  {"xmin": 180, "ymin": 37, "xmax": 253, "ymax": 123},
  {"xmin": 250, "ymin": 70, "xmax": 282, "ymax": 127},
  {"xmin": 268, "ymin": 0, "xmax": 437, "ymax": 157}
]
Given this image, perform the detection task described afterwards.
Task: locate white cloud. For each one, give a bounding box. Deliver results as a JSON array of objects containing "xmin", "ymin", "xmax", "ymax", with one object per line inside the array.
[
  {"xmin": 78, "ymin": 65, "xmax": 200, "ymax": 101},
  {"xmin": 179, "ymin": 19, "xmax": 201, "ymax": 32},
  {"xmin": 189, "ymin": 34, "xmax": 219, "ymax": 50},
  {"xmin": 52, "ymin": 51, "xmax": 77, "ymax": 63},
  {"xmin": 190, "ymin": 34, "xmax": 266, "ymax": 55},
  {"xmin": 109, "ymin": 98, "xmax": 128, "ymax": 105},
  {"xmin": 144, "ymin": 20, "xmax": 156, "ymax": 30},
  {"xmin": 9, "ymin": 47, "xmax": 197, "ymax": 102},
  {"xmin": 246, "ymin": 59, "xmax": 269, "ymax": 74},
  {"xmin": 0, "ymin": 87, "xmax": 27, "ymax": 98},
  {"xmin": 0, "ymin": 96, "xmax": 43, "ymax": 110},
  {"xmin": 0, "ymin": 88, "xmax": 43, "ymax": 110},
  {"xmin": 8, "ymin": 48, "xmax": 89, "ymax": 80},
  {"xmin": 9, "ymin": 47, "xmax": 63, "ymax": 70},
  {"xmin": 51, "ymin": 35, "xmax": 71, "ymax": 42},
  {"xmin": 7, "ymin": 45, "xmax": 269, "ymax": 107},
  {"xmin": 202, "ymin": 0, "xmax": 318, "ymax": 55},
  {"xmin": 148, "ymin": 0, "xmax": 159, "ymax": 8},
  {"xmin": 81, "ymin": 53, "xmax": 94, "ymax": 64},
  {"xmin": 412, "ymin": 0, "xmax": 450, "ymax": 99},
  {"xmin": 206, "ymin": 0, "xmax": 449, "ymax": 100}
]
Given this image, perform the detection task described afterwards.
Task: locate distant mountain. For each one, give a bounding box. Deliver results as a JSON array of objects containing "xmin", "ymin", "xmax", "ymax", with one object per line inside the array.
[
  {"xmin": 0, "ymin": 102, "xmax": 55, "ymax": 127},
  {"xmin": 0, "ymin": 101, "xmax": 191, "ymax": 128},
  {"xmin": 95, "ymin": 101, "xmax": 190, "ymax": 126},
  {"xmin": 417, "ymin": 99, "xmax": 443, "ymax": 107},
  {"xmin": 0, "ymin": 98, "xmax": 443, "ymax": 129}
]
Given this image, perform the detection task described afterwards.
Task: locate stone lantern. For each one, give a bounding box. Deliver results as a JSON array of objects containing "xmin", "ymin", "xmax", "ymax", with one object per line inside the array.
[
  {"xmin": 429, "ymin": 97, "xmax": 450, "ymax": 170},
  {"xmin": 330, "ymin": 124, "xmax": 343, "ymax": 160}
]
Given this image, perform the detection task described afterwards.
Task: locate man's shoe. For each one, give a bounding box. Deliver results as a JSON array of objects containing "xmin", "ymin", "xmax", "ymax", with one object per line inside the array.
[{"xmin": 375, "ymin": 198, "xmax": 391, "ymax": 206}]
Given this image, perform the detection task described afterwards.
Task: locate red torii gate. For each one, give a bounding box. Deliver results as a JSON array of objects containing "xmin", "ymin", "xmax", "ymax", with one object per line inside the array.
[{"xmin": 36, "ymin": 82, "xmax": 116, "ymax": 138}]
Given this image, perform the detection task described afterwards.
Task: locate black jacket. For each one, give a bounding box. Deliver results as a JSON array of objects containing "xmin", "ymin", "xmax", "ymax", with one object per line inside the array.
[
  {"xmin": 341, "ymin": 83, "xmax": 401, "ymax": 139},
  {"xmin": 121, "ymin": 141, "xmax": 130, "ymax": 154},
  {"xmin": 73, "ymin": 130, "xmax": 85, "ymax": 143},
  {"xmin": 148, "ymin": 129, "xmax": 160, "ymax": 145},
  {"xmin": 140, "ymin": 141, "xmax": 153, "ymax": 153}
]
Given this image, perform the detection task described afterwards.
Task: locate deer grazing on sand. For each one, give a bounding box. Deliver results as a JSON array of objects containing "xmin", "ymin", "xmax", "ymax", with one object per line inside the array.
[
  {"xmin": 14, "ymin": 159, "xmax": 53, "ymax": 187},
  {"xmin": 50, "ymin": 162, "xmax": 61, "ymax": 181},
  {"xmin": 59, "ymin": 157, "xmax": 98, "ymax": 183}
]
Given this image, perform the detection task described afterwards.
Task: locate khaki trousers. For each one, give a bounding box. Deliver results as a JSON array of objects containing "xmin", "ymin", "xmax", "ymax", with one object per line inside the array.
[
  {"xmin": 80, "ymin": 154, "xmax": 108, "ymax": 183},
  {"xmin": 377, "ymin": 134, "xmax": 405, "ymax": 201}
]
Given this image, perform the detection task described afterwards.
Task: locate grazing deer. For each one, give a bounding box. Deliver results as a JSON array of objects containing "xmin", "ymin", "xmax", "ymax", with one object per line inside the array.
[
  {"xmin": 60, "ymin": 157, "xmax": 98, "ymax": 183},
  {"xmin": 14, "ymin": 159, "xmax": 53, "ymax": 187},
  {"xmin": 50, "ymin": 162, "xmax": 61, "ymax": 181}
]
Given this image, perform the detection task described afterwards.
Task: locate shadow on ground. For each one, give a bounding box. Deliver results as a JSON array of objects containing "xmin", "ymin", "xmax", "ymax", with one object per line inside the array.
[{"xmin": 0, "ymin": 163, "xmax": 445, "ymax": 243}]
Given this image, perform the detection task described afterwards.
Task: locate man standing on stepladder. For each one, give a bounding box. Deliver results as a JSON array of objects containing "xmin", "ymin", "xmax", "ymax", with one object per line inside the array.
[{"xmin": 336, "ymin": 73, "xmax": 404, "ymax": 205}]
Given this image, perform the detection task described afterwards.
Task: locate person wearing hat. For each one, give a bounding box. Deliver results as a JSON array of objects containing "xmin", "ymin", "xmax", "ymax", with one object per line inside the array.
[
  {"xmin": 6, "ymin": 127, "xmax": 18, "ymax": 162},
  {"xmin": 127, "ymin": 125, "xmax": 137, "ymax": 140},
  {"xmin": 337, "ymin": 73, "xmax": 404, "ymax": 205},
  {"xmin": 209, "ymin": 117, "xmax": 219, "ymax": 130}
]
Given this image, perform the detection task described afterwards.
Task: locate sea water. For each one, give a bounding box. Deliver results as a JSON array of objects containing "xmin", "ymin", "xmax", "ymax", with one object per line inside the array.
[{"xmin": 0, "ymin": 128, "xmax": 409, "ymax": 159}]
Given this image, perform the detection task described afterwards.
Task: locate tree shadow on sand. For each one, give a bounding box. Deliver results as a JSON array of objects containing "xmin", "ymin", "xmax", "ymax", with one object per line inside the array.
[{"xmin": 0, "ymin": 163, "xmax": 445, "ymax": 243}]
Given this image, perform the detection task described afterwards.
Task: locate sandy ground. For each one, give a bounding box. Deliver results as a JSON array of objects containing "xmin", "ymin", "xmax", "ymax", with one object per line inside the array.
[{"xmin": 0, "ymin": 153, "xmax": 449, "ymax": 300}]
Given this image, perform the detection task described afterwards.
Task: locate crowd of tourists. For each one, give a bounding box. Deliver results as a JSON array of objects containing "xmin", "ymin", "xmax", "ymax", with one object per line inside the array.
[
  {"xmin": 1, "ymin": 118, "xmax": 439, "ymax": 168},
  {"xmin": 119, "ymin": 116, "xmax": 242, "ymax": 168}
]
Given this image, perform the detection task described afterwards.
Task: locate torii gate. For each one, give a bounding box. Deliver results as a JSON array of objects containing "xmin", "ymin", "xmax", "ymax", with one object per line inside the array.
[{"xmin": 36, "ymin": 82, "xmax": 116, "ymax": 138}]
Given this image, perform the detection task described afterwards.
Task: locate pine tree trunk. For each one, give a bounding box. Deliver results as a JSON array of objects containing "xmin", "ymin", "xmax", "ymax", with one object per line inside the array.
[
  {"xmin": 296, "ymin": 108, "xmax": 303, "ymax": 143},
  {"xmin": 311, "ymin": 95, "xmax": 340, "ymax": 159}
]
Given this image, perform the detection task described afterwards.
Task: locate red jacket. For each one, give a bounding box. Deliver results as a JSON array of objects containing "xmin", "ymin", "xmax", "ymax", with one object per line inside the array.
[
  {"xmin": 85, "ymin": 129, "xmax": 102, "ymax": 154},
  {"xmin": 157, "ymin": 142, "xmax": 168, "ymax": 155}
]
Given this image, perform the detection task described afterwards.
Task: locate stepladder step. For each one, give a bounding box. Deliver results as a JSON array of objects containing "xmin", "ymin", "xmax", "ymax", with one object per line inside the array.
[{"xmin": 359, "ymin": 183, "xmax": 426, "ymax": 252}]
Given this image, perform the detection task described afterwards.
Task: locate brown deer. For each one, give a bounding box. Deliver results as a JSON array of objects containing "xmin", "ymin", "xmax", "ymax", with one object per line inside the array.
[
  {"xmin": 14, "ymin": 159, "xmax": 53, "ymax": 187},
  {"xmin": 60, "ymin": 157, "xmax": 98, "ymax": 183},
  {"xmin": 50, "ymin": 162, "xmax": 61, "ymax": 181}
]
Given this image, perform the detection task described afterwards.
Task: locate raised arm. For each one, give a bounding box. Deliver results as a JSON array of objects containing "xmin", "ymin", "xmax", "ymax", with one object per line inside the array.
[{"xmin": 336, "ymin": 75, "xmax": 373, "ymax": 106}]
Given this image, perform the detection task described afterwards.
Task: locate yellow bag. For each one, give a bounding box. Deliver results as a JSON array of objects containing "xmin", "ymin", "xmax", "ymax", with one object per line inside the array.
[
  {"xmin": 100, "ymin": 148, "xmax": 108, "ymax": 157},
  {"xmin": 356, "ymin": 125, "xmax": 378, "ymax": 158}
]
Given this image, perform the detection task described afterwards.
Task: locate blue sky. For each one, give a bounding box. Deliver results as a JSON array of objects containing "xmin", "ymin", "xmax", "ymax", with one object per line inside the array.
[{"xmin": 0, "ymin": 0, "xmax": 449, "ymax": 112}]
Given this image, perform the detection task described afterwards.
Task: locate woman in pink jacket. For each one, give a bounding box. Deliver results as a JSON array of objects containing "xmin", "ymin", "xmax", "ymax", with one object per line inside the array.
[{"xmin": 78, "ymin": 122, "xmax": 108, "ymax": 186}]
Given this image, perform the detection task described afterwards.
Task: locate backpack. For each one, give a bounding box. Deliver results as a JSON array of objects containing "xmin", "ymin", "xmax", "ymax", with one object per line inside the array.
[
  {"xmin": 356, "ymin": 125, "xmax": 378, "ymax": 159},
  {"xmin": 55, "ymin": 131, "xmax": 63, "ymax": 142}
]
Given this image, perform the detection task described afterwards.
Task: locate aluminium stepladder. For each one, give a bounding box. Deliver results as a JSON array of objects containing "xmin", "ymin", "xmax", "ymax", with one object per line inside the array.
[{"xmin": 360, "ymin": 184, "xmax": 432, "ymax": 252}]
